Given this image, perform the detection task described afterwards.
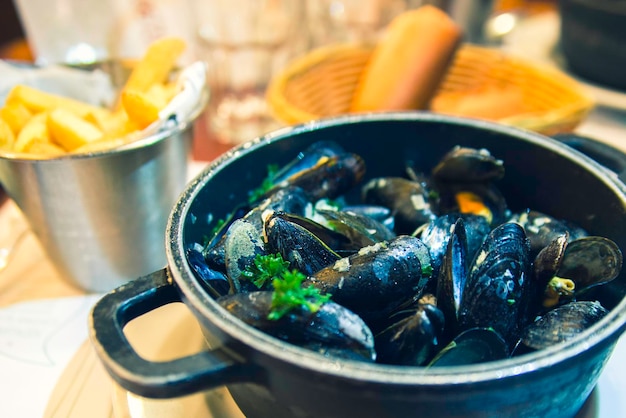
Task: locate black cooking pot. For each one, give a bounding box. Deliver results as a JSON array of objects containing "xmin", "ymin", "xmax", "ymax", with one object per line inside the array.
[{"xmin": 90, "ymin": 113, "xmax": 626, "ymax": 418}]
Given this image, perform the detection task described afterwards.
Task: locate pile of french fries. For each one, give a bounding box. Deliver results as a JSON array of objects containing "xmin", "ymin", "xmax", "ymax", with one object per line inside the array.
[{"xmin": 0, "ymin": 37, "xmax": 187, "ymax": 158}]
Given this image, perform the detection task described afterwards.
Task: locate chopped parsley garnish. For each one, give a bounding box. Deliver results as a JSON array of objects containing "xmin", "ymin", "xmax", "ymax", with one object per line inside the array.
[
  {"xmin": 241, "ymin": 253, "xmax": 331, "ymax": 320},
  {"xmin": 422, "ymin": 264, "xmax": 434, "ymax": 278},
  {"xmin": 241, "ymin": 253, "xmax": 289, "ymax": 289},
  {"xmin": 269, "ymin": 270, "xmax": 331, "ymax": 320}
]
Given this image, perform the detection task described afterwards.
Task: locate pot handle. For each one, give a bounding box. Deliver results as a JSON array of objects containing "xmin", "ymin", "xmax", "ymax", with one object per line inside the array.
[
  {"xmin": 552, "ymin": 133, "xmax": 626, "ymax": 181},
  {"xmin": 89, "ymin": 268, "xmax": 255, "ymax": 399}
]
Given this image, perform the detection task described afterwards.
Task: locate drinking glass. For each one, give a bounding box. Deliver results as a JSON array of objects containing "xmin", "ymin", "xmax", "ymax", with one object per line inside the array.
[{"xmin": 193, "ymin": 0, "xmax": 307, "ymax": 145}]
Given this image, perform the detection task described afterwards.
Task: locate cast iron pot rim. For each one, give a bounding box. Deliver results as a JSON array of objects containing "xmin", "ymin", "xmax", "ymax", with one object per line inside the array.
[{"xmin": 167, "ymin": 111, "xmax": 626, "ymax": 385}]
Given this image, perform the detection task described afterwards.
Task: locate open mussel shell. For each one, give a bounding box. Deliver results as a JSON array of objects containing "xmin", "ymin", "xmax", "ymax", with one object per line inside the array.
[
  {"xmin": 557, "ymin": 236, "xmax": 623, "ymax": 294},
  {"xmin": 427, "ymin": 327, "xmax": 509, "ymax": 367},
  {"xmin": 435, "ymin": 182, "xmax": 509, "ymax": 227},
  {"xmin": 203, "ymin": 186, "xmax": 310, "ymax": 271},
  {"xmin": 374, "ymin": 294, "xmax": 445, "ymax": 366},
  {"xmin": 516, "ymin": 301, "xmax": 609, "ymax": 352},
  {"xmin": 533, "ymin": 233, "xmax": 570, "ymax": 287}
]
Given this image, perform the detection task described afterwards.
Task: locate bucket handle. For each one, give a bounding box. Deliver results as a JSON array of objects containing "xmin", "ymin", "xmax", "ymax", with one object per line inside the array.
[{"xmin": 89, "ymin": 268, "xmax": 256, "ymax": 398}]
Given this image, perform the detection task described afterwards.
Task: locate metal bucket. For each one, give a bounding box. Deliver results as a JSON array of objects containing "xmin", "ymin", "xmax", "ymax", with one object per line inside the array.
[
  {"xmin": 0, "ymin": 61, "xmax": 206, "ymax": 292},
  {"xmin": 0, "ymin": 126, "xmax": 193, "ymax": 292}
]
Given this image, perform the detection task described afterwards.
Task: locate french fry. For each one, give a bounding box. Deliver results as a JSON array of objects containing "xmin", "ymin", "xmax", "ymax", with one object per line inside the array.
[
  {"xmin": 0, "ymin": 102, "xmax": 32, "ymax": 135},
  {"xmin": 82, "ymin": 107, "xmax": 115, "ymax": 129},
  {"xmin": 23, "ymin": 141, "xmax": 66, "ymax": 157},
  {"xmin": 120, "ymin": 37, "xmax": 186, "ymax": 96},
  {"xmin": 84, "ymin": 109, "xmax": 139, "ymax": 138},
  {"xmin": 6, "ymin": 84, "xmax": 110, "ymax": 119},
  {"xmin": 2, "ymin": 37, "xmax": 189, "ymax": 159},
  {"xmin": 121, "ymin": 89, "xmax": 162, "ymax": 129},
  {"xmin": 146, "ymin": 82, "xmax": 180, "ymax": 106},
  {"xmin": 71, "ymin": 137, "xmax": 128, "ymax": 154},
  {"xmin": 13, "ymin": 112, "xmax": 51, "ymax": 152},
  {"xmin": 48, "ymin": 108, "xmax": 104, "ymax": 151},
  {"xmin": 0, "ymin": 118, "xmax": 15, "ymax": 151}
]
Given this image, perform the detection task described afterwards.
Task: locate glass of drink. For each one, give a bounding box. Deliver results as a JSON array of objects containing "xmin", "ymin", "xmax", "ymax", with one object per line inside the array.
[{"xmin": 193, "ymin": 0, "xmax": 307, "ymax": 145}]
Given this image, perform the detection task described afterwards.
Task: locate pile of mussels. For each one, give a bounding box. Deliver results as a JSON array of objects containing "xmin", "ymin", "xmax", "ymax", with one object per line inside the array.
[{"xmin": 187, "ymin": 140, "xmax": 623, "ymax": 367}]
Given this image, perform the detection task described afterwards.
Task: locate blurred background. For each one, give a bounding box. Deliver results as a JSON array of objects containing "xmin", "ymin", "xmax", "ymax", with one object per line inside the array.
[
  {"xmin": 0, "ymin": 0, "xmax": 562, "ymax": 156},
  {"xmin": 0, "ymin": 0, "xmax": 558, "ymax": 63},
  {"xmin": 0, "ymin": 0, "xmax": 32, "ymax": 62}
]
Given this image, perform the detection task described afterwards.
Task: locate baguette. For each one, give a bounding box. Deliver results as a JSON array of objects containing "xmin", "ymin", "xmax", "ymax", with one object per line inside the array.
[{"xmin": 350, "ymin": 5, "xmax": 463, "ymax": 112}]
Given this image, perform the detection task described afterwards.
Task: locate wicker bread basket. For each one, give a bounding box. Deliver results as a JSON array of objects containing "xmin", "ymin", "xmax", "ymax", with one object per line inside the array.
[{"xmin": 266, "ymin": 43, "xmax": 594, "ymax": 136}]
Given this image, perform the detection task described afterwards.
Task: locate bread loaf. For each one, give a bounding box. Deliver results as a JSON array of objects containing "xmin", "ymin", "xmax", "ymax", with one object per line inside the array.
[{"xmin": 350, "ymin": 5, "xmax": 463, "ymax": 112}]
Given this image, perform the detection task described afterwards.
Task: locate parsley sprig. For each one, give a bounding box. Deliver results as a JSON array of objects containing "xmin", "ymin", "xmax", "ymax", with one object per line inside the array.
[
  {"xmin": 269, "ymin": 269, "xmax": 331, "ymax": 320},
  {"xmin": 242, "ymin": 253, "xmax": 331, "ymax": 320},
  {"xmin": 240, "ymin": 252, "xmax": 289, "ymax": 289}
]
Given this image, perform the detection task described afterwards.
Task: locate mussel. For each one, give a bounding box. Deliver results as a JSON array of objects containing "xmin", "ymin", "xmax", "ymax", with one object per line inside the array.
[
  {"xmin": 420, "ymin": 213, "xmax": 490, "ymax": 284},
  {"xmin": 271, "ymin": 140, "xmax": 348, "ymax": 184},
  {"xmin": 458, "ymin": 222, "xmax": 532, "ymax": 346},
  {"xmin": 554, "ymin": 236, "xmax": 622, "ymax": 294},
  {"xmin": 435, "ymin": 182, "xmax": 509, "ymax": 227},
  {"xmin": 428, "ymin": 327, "xmax": 509, "ymax": 367},
  {"xmin": 374, "ymin": 294, "xmax": 445, "ymax": 366},
  {"xmin": 431, "ymin": 146, "xmax": 505, "ymax": 183},
  {"xmin": 267, "ymin": 151, "xmax": 366, "ymax": 201},
  {"xmin": 186, "ymin": 141, "xmax": 623, "ymax": 369},
  {"xmin": 534, "ymin": 235, "xmax": 622, "ymax": 308},
  {"xmin": 263, "ymin": 211, "xmax": 341, "ymax": 276},
  {"xmin": 434, "ymin": 217, "xmax": 469, "ymax": 343},
  {"xmin": 361, "ymin": 177, "xmax": 437, "ymax": 235},
  {"xmin": 218, "ymin": 290, "xmax": 376, "ymax": 362},
  {"xmin": 224, "ymin": 218, "xmax": 269, "ymax": 293},
  {"xmin": 203, "ymin": 185, "xmax": 310, "ymax": 272},
  {"xmin": 510, "ymin": 209, "xmax": 588, "ymax": 258},
  {"xmin": 516, "ymin": 300, "xmax": 609, "ymax": 352},
  {"xmin": 303, "ymin": 235, "xmax": 434, "ymax": 326},
  {"xmin": 431, "ymin": 146, "xmax": 509, "ymax": 227}
]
